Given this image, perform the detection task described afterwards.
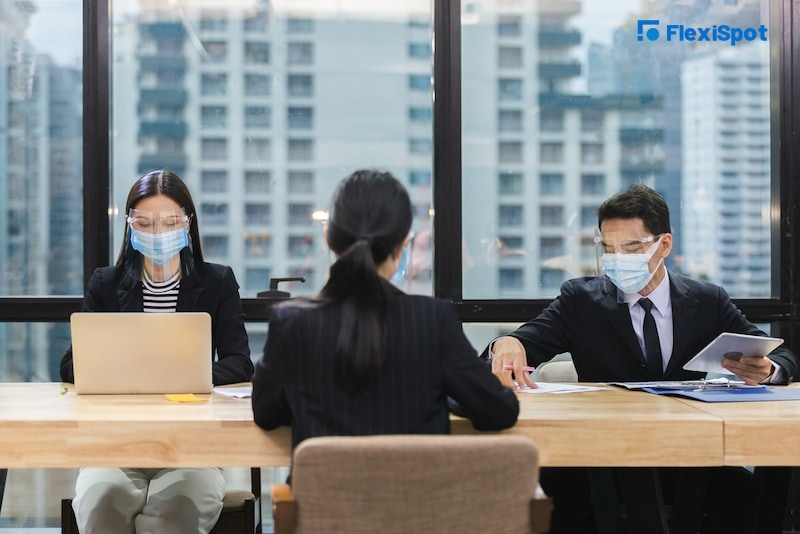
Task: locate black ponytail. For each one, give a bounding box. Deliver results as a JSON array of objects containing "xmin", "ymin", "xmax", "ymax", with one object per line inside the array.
[{"xmin": 321, "ymin": 170, "xmax": 412, "ymax": 392}]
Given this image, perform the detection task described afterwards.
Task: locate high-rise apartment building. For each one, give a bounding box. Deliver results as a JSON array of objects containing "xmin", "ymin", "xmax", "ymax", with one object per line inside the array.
[
  {"xmin": 461, "ymin": 0, "xmax": 663, "ymax": 298},
  {"xmin": 117, "ymin": 1, "xmax": 434, "ymax": 303},
  {"xmin": 681, "ymin": 44, "xmax": 771, "ymax": 296}
]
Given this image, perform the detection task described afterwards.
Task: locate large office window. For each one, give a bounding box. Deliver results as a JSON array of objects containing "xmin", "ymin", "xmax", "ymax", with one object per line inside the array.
[
  {"xmin": 462, "ymin": 0, "xmax": 777, "ymax": 300},
  {"xmin": 0, "ymin": 0, "xmax": 796, "ymax": 377},
  {"xmin": 0, "ymin": 1, "xmax": 83, "ymax": 382},
  {"xmin": 112, "ymin": 1, "xmax": 435, "ymax": 302}
]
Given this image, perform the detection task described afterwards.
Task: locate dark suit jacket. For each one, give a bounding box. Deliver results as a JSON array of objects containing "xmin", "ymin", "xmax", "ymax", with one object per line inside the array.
[
  {"xmin": 252, "ymin": 284, "xmax": 519, "ymax": 448},
  {"xmin": 482, "ymin": 272, "xmax": 798, "ymax": 383},
  {"xmin": 60, "ymin": 262, "xmax": 253, "ymax": 385}
]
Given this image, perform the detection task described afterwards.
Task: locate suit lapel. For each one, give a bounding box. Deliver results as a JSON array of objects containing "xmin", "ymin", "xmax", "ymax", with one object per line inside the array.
[
  {"xmin": 596, "ymin": 285, "xmax": 645, "ymax": 366},
  {"xmin": 665, "ymin": 274, "xmax": 699, "ymax": 376},
  {"xmin": 176, "ymin": 269, "xmax": 204, "ymax": 312},
  {"xmin": 117, "ymin": 274, "xmax": 143, "ymax": 311}
]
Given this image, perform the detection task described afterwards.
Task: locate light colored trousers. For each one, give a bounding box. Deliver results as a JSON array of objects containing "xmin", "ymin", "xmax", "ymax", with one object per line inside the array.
[{"xmin": 72, "ymin": 467, "xmax": 225, "ymax": 534}]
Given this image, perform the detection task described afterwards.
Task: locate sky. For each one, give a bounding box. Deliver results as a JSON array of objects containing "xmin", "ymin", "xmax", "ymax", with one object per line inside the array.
[
  {"xmin": 23, "ymin": 0, "xmax": 646, "ymax": 72},
  {"xmin": 24, "ymin": 1, "xmax": 82, "ymax": 66}
]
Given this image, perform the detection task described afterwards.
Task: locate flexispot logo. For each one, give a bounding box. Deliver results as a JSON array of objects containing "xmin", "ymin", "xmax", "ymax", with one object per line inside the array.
[{"xmin": 637, "ymin": 19, "xmax": 768, "ymax": 47}]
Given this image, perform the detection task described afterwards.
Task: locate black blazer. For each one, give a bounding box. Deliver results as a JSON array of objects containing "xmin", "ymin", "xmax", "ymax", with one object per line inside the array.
[
  {"xmin": 60, "ymin": 262, "xmax": 253, "ymax": 385},
  {"xmin": 482, "ymin": 272, "xmax": 798, "ymax": 383},
  {"xmin": 252, "ymin": 284, "xmax": 519, "ymax": 448}
]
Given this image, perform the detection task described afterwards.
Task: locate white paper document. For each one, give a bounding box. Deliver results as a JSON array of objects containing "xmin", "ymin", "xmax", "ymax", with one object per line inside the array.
[
  {"xmin": 682, "ymin": 333, "xmax": 784, "ymax": 375},
  {"xmin": 517, "ymin": 382, "xmax": 607, "ymax": 394},
  {"xmin": 212, "ymin": 385, "xmax": 253, "ymax": 398}
]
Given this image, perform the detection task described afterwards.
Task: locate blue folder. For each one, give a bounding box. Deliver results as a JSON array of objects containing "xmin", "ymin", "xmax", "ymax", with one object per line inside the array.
[{"xmin": 642, "ymin": 386, "xmax": 800, "ymax": 402}]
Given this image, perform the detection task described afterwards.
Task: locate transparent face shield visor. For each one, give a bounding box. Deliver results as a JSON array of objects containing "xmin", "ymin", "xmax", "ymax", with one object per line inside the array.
[
  {"xmin": 390, "ymin": 232, "xmax": 415, "ymax": 290},
  {"xmin": 594, "ymin": 228, "xmax": 663, "ymax": 297},
  {"xmin": 127, "ymin": 208, "xmax": 191, "ymax": 280},
  {"xmin": 127, "ymin": 208, "xmax": 190, "ymax": 234}
]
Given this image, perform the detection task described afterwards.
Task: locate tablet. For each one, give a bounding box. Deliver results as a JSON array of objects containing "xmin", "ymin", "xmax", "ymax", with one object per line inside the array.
[{"xmin": 682, "ymin": 332, "xmax": 784, "ymax": 375}]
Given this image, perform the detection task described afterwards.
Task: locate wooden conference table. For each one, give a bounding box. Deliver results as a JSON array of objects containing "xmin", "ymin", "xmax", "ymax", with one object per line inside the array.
[
  {"xmin": 2, "ymin": 382, "xmax": 799, "ymax": 533},
  {"xmin": 0, "ymin": 382, "xmax": 734, "ymax": 469}
]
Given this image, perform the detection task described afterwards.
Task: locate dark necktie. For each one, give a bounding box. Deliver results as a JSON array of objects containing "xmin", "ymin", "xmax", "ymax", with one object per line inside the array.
[{"xmin": 639, "ymin": 298, "xmax": 663, "ymax": 379}]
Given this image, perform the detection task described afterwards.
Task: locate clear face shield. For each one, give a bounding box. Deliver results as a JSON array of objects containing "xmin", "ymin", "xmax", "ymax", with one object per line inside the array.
[
  {"xmin": 390, "ymin": 232, "xmax": 415, "ymax": 290},
  {"xmin": 594, "ymin": 228, "xmax": 664, "ymax": 298},
  {"xmin": 127, "ymin": 208, "xmax": 191, "ymax": 281}
]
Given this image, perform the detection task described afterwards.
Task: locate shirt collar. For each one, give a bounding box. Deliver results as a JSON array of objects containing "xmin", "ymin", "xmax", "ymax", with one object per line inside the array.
[{"xmin": 624, "ymin": 269, "xmax": 670, "ymax": 315}]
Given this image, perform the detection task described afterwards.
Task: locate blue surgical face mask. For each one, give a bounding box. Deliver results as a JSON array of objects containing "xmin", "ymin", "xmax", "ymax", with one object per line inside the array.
[
  {"xmin": 130, "ymin": 226, "xmax": 189, "ymax": 266},
  {"xmin": 390, "ymin": 236, "xmax": 414, "ymax": 290},
  {"xmin": 602, "ymin": 238, "xmax": 663, "ymax": 294}
]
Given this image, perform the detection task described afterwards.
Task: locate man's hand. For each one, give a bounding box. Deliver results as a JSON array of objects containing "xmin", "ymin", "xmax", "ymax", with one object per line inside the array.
[
  {"xmin": 490, "ymin": 336, "xmax": 536, "ymax": 390},
  {"xmin": 720, "ymin": 356, "xmax": 774, "ymax": 385}
]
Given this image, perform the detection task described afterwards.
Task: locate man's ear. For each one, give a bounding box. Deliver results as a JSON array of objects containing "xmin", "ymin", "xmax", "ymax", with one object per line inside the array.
[{"xmin": 660, "ymin": 233, "xmax": 673, "ymax": 258}]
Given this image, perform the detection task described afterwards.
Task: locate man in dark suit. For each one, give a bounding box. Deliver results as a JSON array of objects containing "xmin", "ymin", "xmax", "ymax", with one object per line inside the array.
[{"xmin": 484, "ymin": 184, "xmax": 798, "ymax": 533}]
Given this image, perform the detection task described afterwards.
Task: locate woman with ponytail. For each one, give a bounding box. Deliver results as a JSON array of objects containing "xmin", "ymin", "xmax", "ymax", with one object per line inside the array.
[{"xmin": 252, "ymin": 170, "xmax": 518, "ymax": 449}]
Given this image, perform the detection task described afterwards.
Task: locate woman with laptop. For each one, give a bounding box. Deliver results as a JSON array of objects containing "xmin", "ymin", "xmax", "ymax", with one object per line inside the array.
[
  {"xmin": 60, "ymin": 170, "xmax": 253, "ymax": 534},
  {"xmin": 251, "ymin": 170, "xmax": 518, "ymax": 452}
]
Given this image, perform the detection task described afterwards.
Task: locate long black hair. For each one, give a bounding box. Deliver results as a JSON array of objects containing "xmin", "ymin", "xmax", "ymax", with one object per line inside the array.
[
  {"xmin": 117, "ymin": 170, "xmax": 203, "ymax": 276},
  {"xmin": 321, "ymin": 169, "xmax": 412, "ymax": 391}
]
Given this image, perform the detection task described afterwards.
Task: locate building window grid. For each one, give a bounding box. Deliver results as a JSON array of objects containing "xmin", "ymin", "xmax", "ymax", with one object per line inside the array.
[
  {"xmin": 245, "ymin": 233, "xmax": 271, "ymax": 258},
  {"xmin": 200, "ymin": 106, "xmax": 227, "ymax": 128},
  {"xmin": 244, "ymin": 106, "xmax": 272, "ymax": 129},
  {"xmin": 201, "ymin": 170, "xmax": 228, "ymax": 193},
  {"xmin": 287, "ymin": 42, "xmax": 314, "ymax": 65},
  {"xmin": 244, "ymin": 138, "xmax": 271, "ymax": 162},
  {"xmin": 245, "ymin": 203, "xmax": 272, "ymax": 226},
  {"xmin": 287, "ymin": 171, "xmax": 314, "ymax": 193},
  {"xmin": 499, "ymin": 172, "xmax": 523, "ymax": 195},
  {"xmin": 288, "ymin": 107, "xmax": 314, "ymax": 130},
  {"xmin": 244, "ymin": 171, "xmax": 273, "ymax": 194},
  {"xmin": 201, "ymin": 41, "xmax": 228, "ymax": 63},
  {"xmin": 408, "ymin": 42, "xmax": 431, "ymax": 58},
  {"xmin": 244, "ymin": 41, "xmax": 270, "ymax": 64},
  {"xmin": 244, "ymin": 73, "xmax": 271, "ymax": 97},
  {"xmin": 288, "ymin": 139, "xmax": 314, "ymax": 162},
  {"xmin": 499, "ymin": 205, "xmax": 524, "ymax": 227},
  {"xmin": 202, "ymin": 235, "xmax": 229, "ymax": 257},
  {"xmin": 287, "ymin": 74, "xmax": 314, "ymax": 97}
]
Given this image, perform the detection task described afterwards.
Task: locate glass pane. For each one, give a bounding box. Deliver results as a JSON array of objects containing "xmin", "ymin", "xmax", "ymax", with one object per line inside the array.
[
  {"xmin": 462, "ymin": 0, "xmax": 774, "ymax": 299},
  {"xmin": 0, "ymin": 322, "xmax": 69, "ymax": 382},
  {"xmin": 112, "ymin": 1, "xmax": 434, "ymax": 298},
  {"xmin": 0, "ymin": 2, "xmax": 84, "ymax": 299},
  {"xmin": 0, "ymin": 3, "xmax": 83, "ymax": 383}
]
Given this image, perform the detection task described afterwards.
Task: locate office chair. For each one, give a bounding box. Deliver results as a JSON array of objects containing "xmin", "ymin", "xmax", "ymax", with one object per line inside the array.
[
  {"xmin": 536, "ymin": 359, "xmax": 578, "ymax": 382},
  {"xmin": 271, "ymin": 434, "xmax": 552, "ymax": 534},
  {"xmin": 61, "ymin": 467, "xmax": 262, "ymax": 534}
]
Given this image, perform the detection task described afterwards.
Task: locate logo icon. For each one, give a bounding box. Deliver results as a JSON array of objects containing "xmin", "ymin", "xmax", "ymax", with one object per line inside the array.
[{"xmin": 637, "ymin": 19, "xmax": 660, "ymax": 41}]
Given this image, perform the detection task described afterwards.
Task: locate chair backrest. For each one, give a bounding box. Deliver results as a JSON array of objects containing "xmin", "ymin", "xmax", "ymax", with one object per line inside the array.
[
  {"xmin": 287, "ymin": 434, "xmax": 544, "ymax": 534},
  {"xmin": 536, "ymin": 359, "xmax": 578, "ymax": 382}
]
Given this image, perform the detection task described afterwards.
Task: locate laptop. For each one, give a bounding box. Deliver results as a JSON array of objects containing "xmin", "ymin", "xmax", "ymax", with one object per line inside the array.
[{"xmin": 70, "ymin": 312, "xmax": 213, "ymax": 394}]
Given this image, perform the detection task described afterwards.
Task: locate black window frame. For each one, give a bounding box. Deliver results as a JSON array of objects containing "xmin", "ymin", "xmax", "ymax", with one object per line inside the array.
[{"xmin": 2, "ymin": 0, "xmax": 798, "ymax": 362}]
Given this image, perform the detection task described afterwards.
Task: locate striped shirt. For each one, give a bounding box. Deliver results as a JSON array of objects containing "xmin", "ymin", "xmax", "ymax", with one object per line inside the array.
[{"xmin": 142, "ymin": 270, "xmax": 181, "ymax": 313}]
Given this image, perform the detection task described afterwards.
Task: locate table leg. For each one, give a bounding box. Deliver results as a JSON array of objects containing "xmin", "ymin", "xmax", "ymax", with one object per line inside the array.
[
  {"xmin": 669, "ymin": 467, "xmax": 708, "ymax": 534},
  {"xmin": 0, "ymin": 468, "xmax": 7, "ymax": 513},
  {"xmin": 587, "ymin": 468, "xmax": 624, "ymax": 534},
  {"xmin": 617, "ymin": 467, "xmax": 670, "ymax": 534},
  {"xmin": 748, "ymin": 466, "xmax": 792, "ymax": 534}
]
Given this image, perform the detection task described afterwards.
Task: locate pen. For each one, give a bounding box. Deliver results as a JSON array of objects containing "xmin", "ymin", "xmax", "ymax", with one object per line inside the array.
[{"xmin": 504, "ymin": 364, "xmax": 536, "ymax": 372}]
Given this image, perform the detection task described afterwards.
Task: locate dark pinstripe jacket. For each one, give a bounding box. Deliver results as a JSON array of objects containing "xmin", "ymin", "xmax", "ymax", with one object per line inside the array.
[{"xmin": 252, "ymin": 284, "xmax": 519, "ymax": 448}]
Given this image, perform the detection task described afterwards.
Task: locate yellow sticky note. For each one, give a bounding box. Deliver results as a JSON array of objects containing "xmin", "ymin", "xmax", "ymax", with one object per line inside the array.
[{"xmin": 165, "ymin": 393, "xmax": 208, "ymax": 403}]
